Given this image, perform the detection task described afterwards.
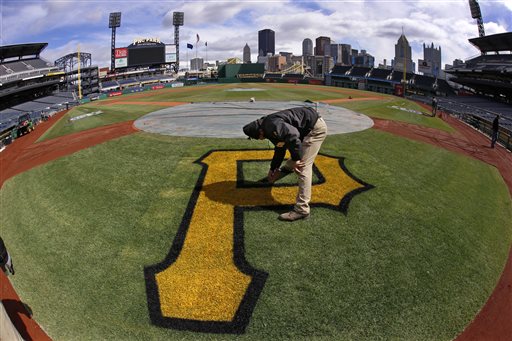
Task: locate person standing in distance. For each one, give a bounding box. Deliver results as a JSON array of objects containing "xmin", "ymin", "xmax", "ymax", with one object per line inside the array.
[
  {"xmin": 491, "ymin": 114, "xmax": 500, "ymax": 148},
  {"xmin": 431, "ymin": 96, "xmax": 438, "ymax": 117},
  {"xmin": 243, "ymin": 106, "xmax": 328, "ymax": 221}
]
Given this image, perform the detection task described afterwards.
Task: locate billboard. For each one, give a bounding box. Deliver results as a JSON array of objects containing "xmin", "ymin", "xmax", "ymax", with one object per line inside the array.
[
  {"xmin": 115, "ymin": 48, "xmax": 128, "ymax": 58},
  {"xmin": 115, "ymin": 57, "xmax": 128, "ymax": 68},
  {"xmin": 418, "ymin": 59, "xmax": 432, "ymax": 74},
  {"xmin": 99, "ymin": 67, "xmax": 109, "ymax": 77},
  {"xmin": 115, "ymin": 48, "xmax": 128, "ymax": 68},
  {"xmin": 165, "ymin": 44, "xmax": 177, "ymax": 63},
  {"xmin": 394, "ymin": 84, "xmax": 404, "ymax": 97}
]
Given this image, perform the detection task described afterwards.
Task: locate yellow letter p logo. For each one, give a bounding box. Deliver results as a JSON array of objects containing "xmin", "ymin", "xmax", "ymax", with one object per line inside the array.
[{"xmin": 144, "ymin": 150, "xmax": 373, "ymax": 333}]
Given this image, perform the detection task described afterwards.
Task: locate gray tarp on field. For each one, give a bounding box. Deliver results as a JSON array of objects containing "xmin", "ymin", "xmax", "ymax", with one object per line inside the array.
[{"xmin": 134, "ymin": 101, "xmax": 373, "ymax": 138}]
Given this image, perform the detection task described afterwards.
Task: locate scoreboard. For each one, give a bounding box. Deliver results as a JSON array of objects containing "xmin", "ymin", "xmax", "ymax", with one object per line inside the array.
[
  {"xmin": 115, "ymin": 39, "xmax": 176, "ymax": 69},
  {"xmin": 128, "ymin": 44, "xmax": 165, "ymax": 67}
]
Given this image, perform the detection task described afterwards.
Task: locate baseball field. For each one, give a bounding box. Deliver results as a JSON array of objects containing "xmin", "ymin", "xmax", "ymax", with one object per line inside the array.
[{"xmin": 1, "ymin": 83, "xmax": 511, "ymax": 340}]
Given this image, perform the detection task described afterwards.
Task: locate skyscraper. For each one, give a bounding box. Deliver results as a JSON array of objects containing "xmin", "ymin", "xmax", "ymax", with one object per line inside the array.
[
  {"xmin": 340, "ymin": 44, "xmax": 352, "ymax": 65},
  {"xmin": 302, "ymin": 38, "xmax": 313, "ymax": 56},
  {"xmin": 418, "ymin": 42, "xmax": 441, "ymax": 77},
  {"xmin": 258, "ymin": 29, "xmax": 275, "ymax": 57},
  {"xmin": 392, "ymin": 34, "xmax": 415, "ymax": 73},
  {"xmin": 354, "ymin": 50, "xmax": 375, "ymax": 67},
  {"xmin": 190, "ymin": 57, "xmax": 204, "ymax": 71},
  {"xmin": 315, "ymin": 36, "xmax": 331, "ymax": 56},
  {"xmin": 330, "ymin": 44, "xmax": 343, "ymax": 64},
  {"xmin": 243, "ymin": 43, "xmax": 251, "ymax": 63}
]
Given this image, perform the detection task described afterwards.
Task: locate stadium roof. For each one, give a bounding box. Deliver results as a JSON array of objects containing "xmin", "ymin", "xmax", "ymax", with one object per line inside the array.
[
  {"xmin": 469, "ymin": 32, "xmax": 512, "ymax": 53},
  {"xmin": 0, "ymin": 43, "xmax": 48, "ymax": 61}
]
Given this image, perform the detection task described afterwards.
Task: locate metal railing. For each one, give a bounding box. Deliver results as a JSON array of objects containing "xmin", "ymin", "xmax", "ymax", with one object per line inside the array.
[
  {"xmin": 442, "ymin": 108, "xmax": 511, "ymax": 152},
  {"xmin": 408, "ymin": 95, "xmax": 511, "ymax": 152},
  {"xmin": 0, "ymin": 67, "xmax": 59, "ymax": 83}
]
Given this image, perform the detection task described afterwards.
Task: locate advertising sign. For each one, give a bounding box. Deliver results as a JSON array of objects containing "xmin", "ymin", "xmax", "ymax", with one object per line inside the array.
[
  {"xmin": 394, "ymin": 84, "xmax": 404, "ymax": 97},
  {"xmin": 115, "ymin": 48, "xmax": 128, "ymax": 68},
  {"xmin": 165, "ymin": 44, "xmax": 177, "ymax": 63},
  {"xmin": 115, "ymin": 58, "xmax": 127, "ymax": 68},
  {"xmin": 115, "ymin": 48, "xmax": 128, "ymax": 58},
  {"xmin": 99, "ymin": 67, "xmax": 109, "ymax": 77},
  {"xmin": 418, "ymin": 59, "xmax": 432, "ymax": 74}
]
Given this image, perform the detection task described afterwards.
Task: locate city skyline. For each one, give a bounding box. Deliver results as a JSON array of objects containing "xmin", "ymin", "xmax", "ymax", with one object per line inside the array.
[{"xmin": 1, "ymin": 0, "xmax": 510, "ymax": 71}]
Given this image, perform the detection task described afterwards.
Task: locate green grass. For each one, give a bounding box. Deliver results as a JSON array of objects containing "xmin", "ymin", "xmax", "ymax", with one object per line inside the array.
[
  {"xmin": 37, "ymin": 103, "xmax": 165, "ymax": 141},
  {"xmin": 336, "ymin": 97, "xmax": 454, "ymax": 133},
  {"xmin": 2, "ymin": 130, "xmax": 511, "ymax": 340},
  {"xmin": 39, "ymin": 83, "xmax": 451, "ymax": 141},
  {"xmin": 122, "ymin": 83, "xmax": 372, "ymax": 103}
]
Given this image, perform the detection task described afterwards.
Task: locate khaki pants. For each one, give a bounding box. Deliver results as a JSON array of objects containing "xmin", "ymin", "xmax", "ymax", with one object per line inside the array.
[
  {"xmin": 283, "ymin": 117, "xmax": 327, "ymax": 215},
  {"xmin": 0, "ymin": 301, "xmax": 24, "ymax": 341}
]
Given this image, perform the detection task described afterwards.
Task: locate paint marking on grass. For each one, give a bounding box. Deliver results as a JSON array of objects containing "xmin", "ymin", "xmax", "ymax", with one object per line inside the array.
[
  {"xmin": 144, "ymin": 149, "xmax": 374, "ymax": 334},
  {"xmin": 101, "ymin": 101, "xmax": 188, "ymax": 106}
]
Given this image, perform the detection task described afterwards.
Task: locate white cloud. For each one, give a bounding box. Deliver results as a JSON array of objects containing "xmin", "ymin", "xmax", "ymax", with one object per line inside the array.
[
  {"xmin": 500, "ymin": 0, "xmax": 512, "ymax": 11},
  {"xmin": 4, "ymin": 0, "xmax": 510, "ymax": 70}
]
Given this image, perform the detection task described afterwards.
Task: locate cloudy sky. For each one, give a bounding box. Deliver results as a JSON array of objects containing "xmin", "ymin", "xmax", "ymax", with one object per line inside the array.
[{"xmin": 1, "ymin": 0, "xmax": 510, "ymax": 71}]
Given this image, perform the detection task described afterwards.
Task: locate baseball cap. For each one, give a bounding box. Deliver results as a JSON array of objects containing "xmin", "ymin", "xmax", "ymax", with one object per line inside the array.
[{"xmin": 243, "ymin": 118, "xmax": 263, "ymax": 139}]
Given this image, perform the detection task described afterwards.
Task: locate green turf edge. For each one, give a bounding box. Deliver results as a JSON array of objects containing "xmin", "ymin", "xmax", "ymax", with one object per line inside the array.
[
  {"xmin": 37, "ymin": 84, "xmax": 453, "ymax": 142},
  {"xmin": 1, "ymin": 129, "xmax": 510, "ymax": 340}
]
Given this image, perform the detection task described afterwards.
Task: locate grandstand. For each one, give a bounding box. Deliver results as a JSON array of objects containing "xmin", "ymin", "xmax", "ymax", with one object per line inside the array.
[
  {"xmin": 99, "ymin": 67, "xmax": 176, "ymax": 92},
  {"xmin": 411, "ymin": 74, "xmax": 436, "ymax": 91},
  {"xmin": 442, "ymin": 31, "xmax": 512, "ymax": 150},
  {"xmin": 99, "ymin": 72, "xmax": 176, "ymax": 92},
  {"xmin": 446, "ymin": 32, "xmax": 512, "ymax": 101},
  {"xmin": 390, "ymin": 70, "xmax": 414, "ymax": 83},
  {"xmin": 330, "ymin": 65, "xmax": 351, "ymax": 76},
  {"xmin": 0, "ymin": 43, "xmax": 81, "ymax": 142},
  {"xmin": 368, "ymin": 68, "xmax": 392, "ymax": 80},
  {"xmin": 54, "ymin": 52, "xmax": 99, "ymax": 97},
  {"xmin": 438, "ymin": 96, "xmax": 511, "ymax": 126},
  {"xmin": 327, "ymin": 62, "xmax": 454, "ymax": 97},
  {"xmin": 349, "ymin": 67, "xmax": 371, "ymax": 77}
]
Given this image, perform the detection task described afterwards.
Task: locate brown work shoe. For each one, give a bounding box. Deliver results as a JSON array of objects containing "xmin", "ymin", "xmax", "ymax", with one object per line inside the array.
[{"xmin": 278, "ymin": 210, "xmax": 309, "ymax": 221}]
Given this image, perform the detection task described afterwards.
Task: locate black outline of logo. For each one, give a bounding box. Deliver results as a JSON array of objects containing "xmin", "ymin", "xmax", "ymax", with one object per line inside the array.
[{"xmin": 144, "ymin": 149, "xmax": 374, "ymax": 334}]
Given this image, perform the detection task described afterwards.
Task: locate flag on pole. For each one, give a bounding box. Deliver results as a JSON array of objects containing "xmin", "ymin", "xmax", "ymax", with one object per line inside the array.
[
  {"xmin": 196, "ymin": 34, "xmax": 200, "ymax": 43},
  {"xmin": 205, "ymin": 41, "xmax": 207, "ymax": 47},
  {"xmin": 187, "ymin": 43, "xmax": 193, "ymax": 49}
]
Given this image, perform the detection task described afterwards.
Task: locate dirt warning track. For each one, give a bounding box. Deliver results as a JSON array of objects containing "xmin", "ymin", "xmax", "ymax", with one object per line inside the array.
[{"xmin": 0, "ymin": 115, "xmax": 137, "ymax": 189}]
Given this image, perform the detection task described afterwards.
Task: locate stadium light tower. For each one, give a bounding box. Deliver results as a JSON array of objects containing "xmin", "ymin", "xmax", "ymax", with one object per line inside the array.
[
  {"xmin": 173, "ymin": 12, "xmax": 184, "ymax": 73},
  {"xmin": 109, "ymin": 12, "xmax": 122, "ymax": 72},
  {"xmin": 468, "ymin": 0, "xmax": 485, "ymax": 38}
]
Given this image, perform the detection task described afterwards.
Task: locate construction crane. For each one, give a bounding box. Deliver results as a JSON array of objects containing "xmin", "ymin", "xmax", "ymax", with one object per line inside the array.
[{"xmin": 468, "ymin": 0, "xmax": 485, "ymax": 38}]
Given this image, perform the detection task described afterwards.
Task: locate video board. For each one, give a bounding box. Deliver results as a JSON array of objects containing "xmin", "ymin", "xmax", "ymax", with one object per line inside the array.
[{"xmin": 127, "ymin": 44, "xmax": 165, "ymax": 67}]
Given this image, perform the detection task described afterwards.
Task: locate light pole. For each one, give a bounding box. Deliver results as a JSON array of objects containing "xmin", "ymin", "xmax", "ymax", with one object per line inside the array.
[
  {"xmin": 173, "ymin": 12, "xmax": 184, "ymax": 73},
  {"xmin": 108, "ymin": 12, "xmax": 121, "ymax": 73}
]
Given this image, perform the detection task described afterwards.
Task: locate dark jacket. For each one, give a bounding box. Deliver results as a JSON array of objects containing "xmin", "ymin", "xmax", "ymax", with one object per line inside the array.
[
  {"xmin": 492, "ymin": 116, "xmax": 499, "ymax": 132},
  {"xmin": 260, "ymin": 107, "xmax": 319, "ymax": 170}
]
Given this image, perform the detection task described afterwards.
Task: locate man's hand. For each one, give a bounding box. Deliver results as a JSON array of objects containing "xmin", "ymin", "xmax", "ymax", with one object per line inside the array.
[
  {"xmin": 293, "ymin": 160, "xmax": 305, "ymax": 173},
  {"xmin": 268, "ymin": 169, "xmax": 279, "ymax": 183}
]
